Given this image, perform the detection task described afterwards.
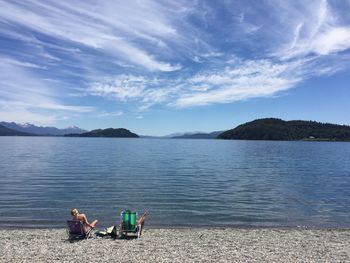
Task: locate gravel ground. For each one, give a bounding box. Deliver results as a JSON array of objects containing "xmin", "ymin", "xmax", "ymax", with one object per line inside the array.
[{"xmin": 0, "ymin": 228, "xmax": 349, "ymax": 262}]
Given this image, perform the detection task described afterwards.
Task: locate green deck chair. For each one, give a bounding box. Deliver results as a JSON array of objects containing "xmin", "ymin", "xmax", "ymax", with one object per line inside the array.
[{"xmin": 118, "ymin": 210, "xmax": 142, "ymax": 239}]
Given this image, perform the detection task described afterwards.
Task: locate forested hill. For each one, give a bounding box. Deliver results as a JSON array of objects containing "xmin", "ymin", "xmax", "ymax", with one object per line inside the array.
[
  {"xmin": 64, "ymin": 128, "xmax": 139, "ymax": 138},
  {"xmin": 218, "ymin": 118, "xmax": 350, "ymax": 141}
]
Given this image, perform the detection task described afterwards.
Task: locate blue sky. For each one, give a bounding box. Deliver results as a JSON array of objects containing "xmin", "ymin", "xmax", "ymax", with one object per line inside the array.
[{"xmin": 0, "ymin": 0, "xmax": 350, "ymax": 135}]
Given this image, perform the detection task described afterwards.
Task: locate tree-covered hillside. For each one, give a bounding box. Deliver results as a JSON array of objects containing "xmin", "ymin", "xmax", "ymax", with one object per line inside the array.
[
  {"xmin": 218, "ymin": 118, "xmax": 350, "ymax": 141},
  {"xmin": 65, "ymin": 128, "xmax": 139, "ymax": 138}
]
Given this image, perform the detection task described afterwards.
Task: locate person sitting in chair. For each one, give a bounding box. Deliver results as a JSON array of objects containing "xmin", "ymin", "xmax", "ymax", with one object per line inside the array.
[
  {"xmin": 137, "ymin": 212, "xmax": 148, "ymax": 235},
  {"xmin": 71, "ymin": 208, "xmax": 98, "ymax": 233},
  {"xmin": 118, "ymin": 210, "xmax": 148, "ymax": 238}
]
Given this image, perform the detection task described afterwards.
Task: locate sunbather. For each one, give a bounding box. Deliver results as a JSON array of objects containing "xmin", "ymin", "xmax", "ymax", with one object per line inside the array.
[
  {"xmin": 118, "ymin": 210, "xmax": 148, "ymax": 238},
  {"xmin": 136, "ymin": 212, "xmax": 148, "ymax": 236},
  {"xmin": 71, "ymin": 208, "xmax": 98, "ymax": 233},
  {"xmin": 137, "ymin": 212, "xmax": 148, "ymax": 227}
]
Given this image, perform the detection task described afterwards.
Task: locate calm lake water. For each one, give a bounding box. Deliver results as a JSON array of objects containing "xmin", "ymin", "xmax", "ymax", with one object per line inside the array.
[{"xmin": 0, "ymin": 137, "xmax": 349, "ymax": 229}]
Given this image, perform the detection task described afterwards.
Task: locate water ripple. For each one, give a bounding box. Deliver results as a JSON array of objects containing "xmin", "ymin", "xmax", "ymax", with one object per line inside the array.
[{"xmin": 0, "ymin": 137, "xmax": 349, "ymax": 228}]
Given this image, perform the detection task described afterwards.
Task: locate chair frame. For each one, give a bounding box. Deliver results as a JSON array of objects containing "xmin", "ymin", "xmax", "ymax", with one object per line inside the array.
[
  {"xmin": 118, "ymin": 210, "xmax": 142, "ymax": 239},
  {"xmin": 66, "ymin": 220, "xmax": 92, "ymax": 240}
]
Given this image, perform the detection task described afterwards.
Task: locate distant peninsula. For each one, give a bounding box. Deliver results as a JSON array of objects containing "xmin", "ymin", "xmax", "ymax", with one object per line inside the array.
[
  {"xmin": 218, "ymin": 118, "xmax": 350, "ymax": 141},
  {"xmin": 64, "ymin": 128, "xmax": 139, "ymax": 138}
]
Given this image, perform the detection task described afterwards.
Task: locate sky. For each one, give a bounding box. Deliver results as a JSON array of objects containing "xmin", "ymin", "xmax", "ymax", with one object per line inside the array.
[{"xmin": 0, "ymin": 0, "xmax": 350, "ymax": 136}]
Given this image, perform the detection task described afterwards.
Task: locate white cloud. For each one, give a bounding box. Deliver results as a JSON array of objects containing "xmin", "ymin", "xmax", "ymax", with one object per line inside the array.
[
  {"xmin": 200, "ymin": 52, "xmax": 224, "ymax": 58},
  {"xmin": 97, "ymin": 111, "xmax": 124, "ymax": 118},
  {"xmin": 40, "ymin": 52, "xmax": 61, "ymax": 62},
  {"xmin": 0, "ymin": 0, "xmax": 187, "ymax": 72},
  {"xmin": 190, "ymin": 85, "xmax": 211, "ymax": 92},
  {"xmin": 87, "ymin": 42, "xmax": 348, "ymax": 109},
  {"xmin": 88, "ymin": 59, "xmax": 308, "ymax": 109},
  {"xmin": 0, "ymin": 108, "xmax": 57, "ymax": 125},
  {"xmin": 143, "ymin": 87, "xmax": 180, "ymax": 104},
  {"xmin": 88, "ymin": 75, "xmax": 148, "ymax": 100},
  {"xmin": 3, "ymin": 57, "xmax": 46, "ymax": 69},
  {"xmin": 1, "ymin": 0, "xmax": 349, "ymax": 121},
  {"xmin": 0, "ymin": 58, "xmax": 94, "ymax": 125},
  {"xmin": 312, "ymin": 27, "xmax": 350, "ymax": 55},
  {"xmin": 173, "ymin": 59, "xmax": 302, "ymax": 107},
  {"xmin": 275, "ymin": 0, "xmax": 350, "ymax": 59},
  {"xmin": 88, "ymin": 75, "xmax": 180, "ymax": 109}
]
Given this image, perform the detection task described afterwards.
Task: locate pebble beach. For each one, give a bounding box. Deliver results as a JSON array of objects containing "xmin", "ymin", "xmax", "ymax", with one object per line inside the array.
[{"xmin": 0, "ymin": 228, "xmax": 349, "ymax": 262}]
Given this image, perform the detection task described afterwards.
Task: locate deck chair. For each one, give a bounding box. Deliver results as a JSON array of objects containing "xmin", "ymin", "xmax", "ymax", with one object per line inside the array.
[
  {"xmin": 66, "ymin": 220, "xmax": 92, "ymax": 240},
  {"xmin": 118, "ymin": 210, "xmax": 142, "ymax": 239}
]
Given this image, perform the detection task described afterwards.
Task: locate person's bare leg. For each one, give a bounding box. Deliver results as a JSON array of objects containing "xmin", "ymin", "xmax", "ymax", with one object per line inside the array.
[
  {"xmin": 137, "ymin": 213, "xmax": 147, "ymax": 225},
  {"xmin": 90, "ymin": 219, "xmax": 98, "ymax": 228},
  {"xmin": 137, "ymin": 213, "xmax": 148, "ymax": 236},
  {"xmin": 84, "ymin": 219, "xmax": 98, "ymax": 234}
]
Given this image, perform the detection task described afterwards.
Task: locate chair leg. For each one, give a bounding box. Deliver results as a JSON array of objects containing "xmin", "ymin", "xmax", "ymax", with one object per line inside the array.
[
  {"xmin": 137, "ymin": 224, "xmax": 142, "ymax": 239},
  {"xmin": 85, "ymin": 226, "xmax": 94, "ymax": 239}
]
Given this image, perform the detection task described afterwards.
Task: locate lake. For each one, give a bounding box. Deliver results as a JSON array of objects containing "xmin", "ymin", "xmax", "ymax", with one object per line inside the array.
[{"xmin": 0, "ymin": 137, "xmax": 349, "ymax": 229}]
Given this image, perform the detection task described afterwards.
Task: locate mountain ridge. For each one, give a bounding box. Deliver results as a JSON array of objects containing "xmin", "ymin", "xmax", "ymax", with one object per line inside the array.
[
  {"xmin": 0, "ymin": 124, "xmax": 36, "ymax": 136},
  {"xmin": 172, "ymin": 131, "xmax": 223, "ymax": 139},
  {"xmin": 0, "ymin": 122, "xmax": 87, "ymax": 136},
  {"xmin": 2, "ymin": 118, "xmax": 350, "ymax": 141}
]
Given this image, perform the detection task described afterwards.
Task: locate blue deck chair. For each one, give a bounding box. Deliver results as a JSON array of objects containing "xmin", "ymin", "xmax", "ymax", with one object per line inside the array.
[
  {"xmin": 66, "ymin": 220, "xmax": 92, "ymax": 240},
  {"xmin": 118, "ymin": 210, "xmax": 142, "ymax": 239}
]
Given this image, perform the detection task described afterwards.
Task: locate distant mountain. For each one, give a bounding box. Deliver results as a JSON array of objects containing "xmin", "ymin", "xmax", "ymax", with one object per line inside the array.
[
  {"xmin": 162, "ymin": 132, "xmax": 200, "ymax": 138},
  {"xmin": 0, "ymin": 122, "xmax": 87, "ymax": 136},
  {"xmin": 65, "ymin": 128, "xmax": 139, "ymax": 138},
  {"xmin": 172, "ymin": 131, "xmax": 223, "ymax": 139},
  {"xmin": 218, "ymin": 118, "xmax": 350, "ymax": 141},
  {"xmin": 139, "ymin": 135, "xmax": 161, "ymax": 138},
  {"xmin": 0, "ymin": 124, "xmax": 36, "ymax": 136}
]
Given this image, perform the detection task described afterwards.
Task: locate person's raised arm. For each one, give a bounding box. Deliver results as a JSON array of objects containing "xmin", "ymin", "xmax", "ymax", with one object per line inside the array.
[{"xmin": 81, "ymin": 214, "xmax": 93, "ymax": 228}]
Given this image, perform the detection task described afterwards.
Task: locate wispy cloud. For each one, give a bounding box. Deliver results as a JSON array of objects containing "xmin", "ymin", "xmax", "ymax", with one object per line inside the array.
[
  {"xmin": 88, "ymin": 75, "xmax": 180, "ymax": 110},
  {"xmin": 87, "ymin": 59, "xmax": 301, "ymax": 109},
  {"xmin": 97, "ymin": 111, "xmax": 124, "ymax": 118},
  {"xmin": 272, "ymin": 0, "xmax": 350, "ymax": 59},
  {"xmin": 0, "ymin": 0, "xmax": 349, "ymax": 125},
  {"xmin": 0, "ymin": 0, "xmax": 188, "ymax": 72},
  {"xmin": 88, "ymin": 75, "xmax": 149, "ymax": 101},
  {"xmin": 0, "ymin": 57, "xmax": 94, "ymax": 124},
  {"xmin": 3, "ymin": 57, "xmax": 47, "ymax": 69},
  {"xmin": 0, "ymin": 106, "xmax": 58, "ymax": 125},
  {"xmin": 173, "ymin": 59, "xmax": 302, "ymax": 107}
]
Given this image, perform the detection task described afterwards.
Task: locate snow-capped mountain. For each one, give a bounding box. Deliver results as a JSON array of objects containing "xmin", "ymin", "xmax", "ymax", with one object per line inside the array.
[{"xmin": 0, "ymin": 122, "xmax": 87, "ymax": 136}]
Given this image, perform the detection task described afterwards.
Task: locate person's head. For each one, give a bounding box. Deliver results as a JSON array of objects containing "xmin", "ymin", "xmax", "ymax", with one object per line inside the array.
[{"xmin": 71, "ymin": 208, "xmax": 79, "ymax": 216}]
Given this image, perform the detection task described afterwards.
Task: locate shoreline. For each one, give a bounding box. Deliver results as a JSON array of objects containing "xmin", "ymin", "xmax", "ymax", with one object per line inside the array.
[
  {"xmin": 1, "ymin": 225, "xmax": 350, "ymax": 230},
  {"xmin": 1, "ymin": 228, "xmax": 349, "ymax": 262}
]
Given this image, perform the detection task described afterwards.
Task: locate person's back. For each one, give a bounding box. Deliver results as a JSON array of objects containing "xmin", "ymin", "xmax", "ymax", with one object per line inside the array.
[{"xmin": 71, "ymin": 208, "xmax": 98, "ymax": 233}]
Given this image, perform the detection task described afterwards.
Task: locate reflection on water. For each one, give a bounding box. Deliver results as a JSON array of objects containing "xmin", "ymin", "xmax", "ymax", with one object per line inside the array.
[{"xmin": 0, "ymin": 137, "xmax": 349, "ymax": 228}]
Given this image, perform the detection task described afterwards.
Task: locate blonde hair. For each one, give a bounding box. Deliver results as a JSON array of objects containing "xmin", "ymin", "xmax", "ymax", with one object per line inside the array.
[{"xmin": 71, "ymin": 208, "xmax": 79, "ymax": 216}]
